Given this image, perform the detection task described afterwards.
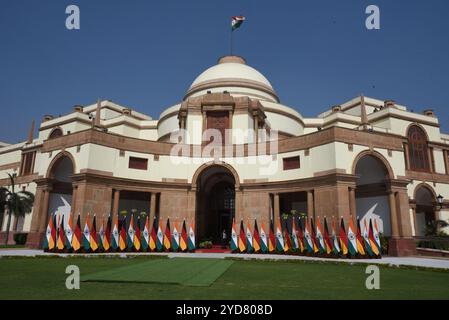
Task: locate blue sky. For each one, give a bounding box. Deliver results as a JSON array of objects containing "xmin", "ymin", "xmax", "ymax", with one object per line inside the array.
[{"xmin": 1, "ymin": 0, "xmax": 448, "ymax": 143}]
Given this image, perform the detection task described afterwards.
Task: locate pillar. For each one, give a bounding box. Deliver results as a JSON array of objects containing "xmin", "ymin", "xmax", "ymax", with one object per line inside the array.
[
  {"xmin": 388, "ymin": 191, "xmax": 400, "ymax": 238},
  {"xmin": 404, "ymin": 143, "xmax": 410, "ymax": 170},
  {"xmin": 274, "ymin": 193, "xmax": 280, "ymax": 228},
  {"xmin": 71, "ymin": 186, "xmax": 78, "ymax": 218},
  {"xmin": 112, "ymin": 189, "xmax": 120, "ymax": 217},
  {"xmin": 307, "ymin": 190, "xmax": 314, "ymax": 218},
  {"xmin": 349, "ymin": 187, "xmax": 357, "ymax": 223},
  {"xmin": 38, "ymin": 189, "xmax": 51, "ymax": 233},
  {"xmin": 150, "ymin": 192, "xmax": 157, "ymax": 222},
  {"xmin": 388, "ymin": 187, "xmax": 416, "ymax": 256}
]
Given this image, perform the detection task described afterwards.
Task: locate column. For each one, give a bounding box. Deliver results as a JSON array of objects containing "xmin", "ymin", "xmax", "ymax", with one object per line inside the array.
[
  {"xmin": 274, "ymin": 193, "xmax": 280, "ymax": 228},
  {"xmin": 307, "ymin": 190, "xmax": 314, "ymax": 219},
  {"xmin": 403, "ymin": 143, "xmax": 410, "ymax": 170},
  {"xmin": 38, "ymin": 189, "xmax": 51, "ymax": 233},
  {"xmin": 71, "ymin": 186, "xmax": 78, "ymax": 217},
  {"xmin": 112, "ymin": 189, "xmax": 120, "ymax": 217},
  {"xmin": 388, "ymin": 191, "xmax": 400, "ymax": 238},
  {"xmin": 349, "ymin": 187, "xmax": 357, "ymax": 223},
  {"xmin": 443, "ymin": 150, "xmax": 449, "ymax": 174},
  {"xmin": 150, "ymin": 192, "xmax": 157, "ymax": 222}
]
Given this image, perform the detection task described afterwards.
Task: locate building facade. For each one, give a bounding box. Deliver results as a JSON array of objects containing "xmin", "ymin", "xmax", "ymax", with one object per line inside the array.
[{"xmin": 1, "ymin": 55, "xmax": 448, "ymax": 256}]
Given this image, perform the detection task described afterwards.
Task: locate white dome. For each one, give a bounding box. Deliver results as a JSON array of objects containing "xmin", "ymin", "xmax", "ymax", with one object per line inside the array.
[{"xmin": 185, "ymin": 56, "xmax": 279, "ymax": 102}]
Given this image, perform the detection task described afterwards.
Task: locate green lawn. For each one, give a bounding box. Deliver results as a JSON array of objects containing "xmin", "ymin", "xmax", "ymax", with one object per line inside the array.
[{"xmin": 0, "ymin": 256, "xmax": 448, "ymax": 300}]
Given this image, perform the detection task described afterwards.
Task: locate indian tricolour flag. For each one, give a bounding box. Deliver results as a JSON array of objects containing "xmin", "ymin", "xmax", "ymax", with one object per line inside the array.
[
  {"xmin": 111, "ymin": 216, "xmax": 119, "ymax": 251},
  {"xmin": 304, "ymin": 220, "xmax": 314, "ymax": 253},
  {"xmin": 231, "ymin": 16, "xmax": 245, "ymax": 31},
  {"xmin": 260, "ymin": 223, "xmax": 268, "ymax": 253},
  {"xmin": 156, "ymin": 222, "xmax": 164, "ymax": 252},
  {"xmin": 246, "ymin": 222, "xmax": 253, "ymax": 253},
  {"xmin": 275, "ymin": 222, "xmax": 284, "ymax": 252},
  {"xmin": 82, "ymin": 213, "xmax": 91, "ymax": 251},
  {"xmin": 315, "ymin": 218, "xmax": 326, "ymax": 254},
  {"xmin": 291, "ymin": 219, "xmax": 299, "ymax": 252},
  {"xmin": 347, "ymin": 219, "xmax": 358, "ymax": 256},
  {"xmin": 230, "ymin": 219, "xmax": 238, "ymax": 252},
  {"xmin": 172, "ymin": 222, "xmax": 180, "ymax": 252},
  {"xmin": 362, "ymin": 219, "xmax": 373, "ymax": 256},
  {"xmin": 188, "ymin": 221, "xmax": 196, "ymax": 252},
  {"xmin": 142, "ymin": 216, "xmax": 150, "ymax": 252}
]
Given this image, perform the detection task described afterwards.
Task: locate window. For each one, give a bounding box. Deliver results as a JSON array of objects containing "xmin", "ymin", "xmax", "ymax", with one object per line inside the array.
[
  {"xmin": 48, "ymin": 128, "xmax": 63, "ymax": 139},
  {"xmin": 408, "ymin": 125, "xmax": 430, "ymax": 172},
  {"xmin": 128, "ymin": 157, "xmax": 148, "ymax": 170},
  {"xmin": 283, "ymin": 156, "xmax": 300, "ymax": 170},
  {"xmin": 20, "ymin": 152, "xmax": 36, "ymax": 176},
  {"xmin": 206, "ymin": 111, "xmax": 229, "ymax": 144}
]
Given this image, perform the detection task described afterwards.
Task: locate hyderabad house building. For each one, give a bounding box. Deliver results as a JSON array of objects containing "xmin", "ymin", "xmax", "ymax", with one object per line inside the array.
[{"xmin": 1, "ymin": 55, "xmax": 449, "ymax": 256}]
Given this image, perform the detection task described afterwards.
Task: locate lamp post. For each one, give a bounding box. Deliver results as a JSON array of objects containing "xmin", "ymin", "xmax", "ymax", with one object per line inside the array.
[{"xmin": 437, "ymin": 194, "xmax": 444, "ymax": 210}]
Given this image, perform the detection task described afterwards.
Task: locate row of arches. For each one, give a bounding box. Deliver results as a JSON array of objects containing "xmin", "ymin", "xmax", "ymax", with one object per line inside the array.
[{"xmin": 42, "ymin": 147, "xmax": 439, "ymax": 244}]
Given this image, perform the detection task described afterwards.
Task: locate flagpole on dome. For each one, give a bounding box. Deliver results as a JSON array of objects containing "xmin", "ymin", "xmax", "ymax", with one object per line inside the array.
[{"xmin": 230, "ymin": 15, "xmax": 246, "ymax": 55}]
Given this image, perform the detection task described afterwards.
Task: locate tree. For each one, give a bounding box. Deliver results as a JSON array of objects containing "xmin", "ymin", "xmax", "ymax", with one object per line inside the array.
[{"xmin": 0, "ymin": 174, "xmax": 35, "ymax": 245}]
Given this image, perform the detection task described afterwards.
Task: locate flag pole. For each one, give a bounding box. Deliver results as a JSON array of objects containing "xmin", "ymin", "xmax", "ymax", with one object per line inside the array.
[{"xmin": 230, "ymin": 29, "xmax": 233, "ymax": 55}]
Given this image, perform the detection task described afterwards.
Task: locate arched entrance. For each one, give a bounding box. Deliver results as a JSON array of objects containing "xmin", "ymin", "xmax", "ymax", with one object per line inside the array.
[
  {"xmin": 354, "ymin": 152, "xmax": 392, "ymax": 236},
  {"xmin": 46, "ymin": 153, "xmax": 75, "ymax": 226},
  {"xmin": 414, "ymin": 185, "xmax": 436, "ymax": 236},
  {"xmin": 195, "ymin": 164, "xmax": 236, "ymax": 245}
]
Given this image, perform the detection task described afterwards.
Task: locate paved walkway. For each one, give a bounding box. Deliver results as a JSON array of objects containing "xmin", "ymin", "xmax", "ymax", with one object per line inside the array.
[{"xmin": 1, "ymin": 249, "xmax": 449, "ymax": 270}]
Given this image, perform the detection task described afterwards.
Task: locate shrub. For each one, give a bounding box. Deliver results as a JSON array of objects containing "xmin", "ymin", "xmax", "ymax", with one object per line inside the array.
[
  {"xmin": 13, "ymin": 233, "xmax": 28, "ymax": 245},
  {"xmin": 199, "ymin": 241, "xmax": 213, "ymax": 249},
  {"xmin": 379, "ymin": 234, "xmax": 389, "ymax": 255},
  {"xmin": 417, "ymin": 239, "xmax": 449, "ymax": 251}
]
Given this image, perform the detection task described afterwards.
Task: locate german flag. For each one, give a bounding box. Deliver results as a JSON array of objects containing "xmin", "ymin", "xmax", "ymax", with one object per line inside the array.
[
  {"xmin": 253, "ymin": 220, "xmax": 261, "ymax": 253},
  {"xmin": 339, "ymin": 217, "xmax": 349, "ymax": 255},
  {"xmin": 103, "ymin": 215, "xmax": 111, "ymax": 252},
  {"xmin": 71, "ymin": 214, "xmax": 82, "ymax": 252},
  {"xmin": 134, "ymin": 216, "xmax": 141, "ymax": 251},
  {"xmin": 49, "ymin": 213, "xmax": 57, "ymax": 251},
  {"xmin": 57, "ymin": 215, "xmax": 65, "ymax": 251},
  {"xmin": 149, "ymin": 217, "xmax": 158, "ymax": 251},
  {"xmin": 163, "ymin": 218, "xmax": 171, "ymax": 251},
  {"xmin": 323, "ymin": 217, "xmax": 333, "ymax": 255},
  {"xmin": 90, "ymin": 215, "xmax": 99, "ymax": 252},
  {"xmin": 238, "ymin": 220, "xmax": 246, "ymax": 253},
  {"xmin": 283, "ymin": 220, "xmax": 291, "ymax": 253},
  {"xmin": 356, "ymin": 217, "xmax": 366, "ymax": 256},
  {"xmin": 268, "ymin": 220, "xmax": 276, "ymax": 253},
  {"xmin": 369, "ymin": 219, "xmax": 380, "ymax": 256},
  {"xmin": 180, "ymin": 219, "xmax": 188, "ymax": 252},
  {"xmin": 119, "ymin": 217, "xmax": 127, "ymax": 251}
]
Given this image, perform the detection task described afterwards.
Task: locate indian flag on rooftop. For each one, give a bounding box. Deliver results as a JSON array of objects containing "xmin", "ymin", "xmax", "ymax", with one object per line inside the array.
[{"xmin": 232, "ymin": 16, "xmax": 246, "ymax": 31}]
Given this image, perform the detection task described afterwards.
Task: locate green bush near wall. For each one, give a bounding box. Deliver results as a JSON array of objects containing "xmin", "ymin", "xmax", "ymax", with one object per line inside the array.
[{"xmin": 13, "ymin": 233, "xmax": 28, "ymax": 245}]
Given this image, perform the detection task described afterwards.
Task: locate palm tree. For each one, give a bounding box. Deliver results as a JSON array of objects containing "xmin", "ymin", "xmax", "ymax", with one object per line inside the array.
[{"xmin": 0, "ymin": 173, "xmax": 35, "ymax": 245}]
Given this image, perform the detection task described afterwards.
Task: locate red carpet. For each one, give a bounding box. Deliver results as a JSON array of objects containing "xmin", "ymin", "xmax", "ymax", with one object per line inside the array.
[{"xmin": 196, "ymin": 245, "xmax": 231, "ymax": 253}]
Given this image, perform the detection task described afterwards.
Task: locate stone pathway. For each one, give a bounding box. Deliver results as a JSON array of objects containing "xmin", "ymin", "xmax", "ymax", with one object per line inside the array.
[{"xmin": 1, "ymin": 249, "xmax": 449, "ymax": 270}]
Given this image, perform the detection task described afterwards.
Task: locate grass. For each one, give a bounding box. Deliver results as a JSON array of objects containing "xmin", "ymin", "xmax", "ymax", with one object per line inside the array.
[
  {"xmin": 82, "ymin": 258, "xmax": 234, "ymax": 286},
  {"xmin": 0, "ymin": 245, "xmax": 26, "ymax": 249},
  {"xmin": 0, "ymin": 256, "xmax": 449, "ymax": 300}
]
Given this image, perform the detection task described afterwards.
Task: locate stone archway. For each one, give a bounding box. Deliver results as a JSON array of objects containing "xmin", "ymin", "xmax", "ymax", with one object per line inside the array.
[
  {"xmin": 46, "ymin": 152, "xmax": 75, "ymax": 229},
  {"xmin": 194, "ymin": 163, "xmax": 237, "ymax": 245},
  {"xmin": 353, "ymin": 152, "xmax": 392, "ymax": 236},
  {"xmin": 414, "ymin": 184, "xmax": 437, "ymax": 236}
]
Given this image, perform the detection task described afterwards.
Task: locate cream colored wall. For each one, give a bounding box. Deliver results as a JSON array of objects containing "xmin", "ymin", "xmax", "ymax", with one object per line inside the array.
[
  {"xmin": 433, "ymin": 148, "xmax": 446, "ymax": 174},
  {"xmin": 158, "ymin": 115, "xmax": 179, "ymax": 141},
  {"xmin": 186, "ymin": 114, "xmax": 203, "ymax": 145}
]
